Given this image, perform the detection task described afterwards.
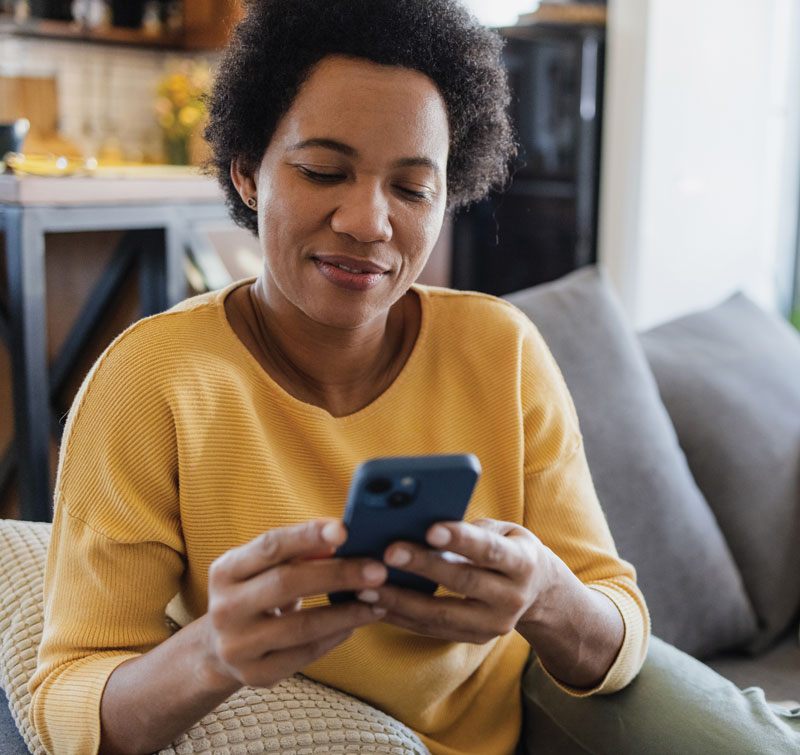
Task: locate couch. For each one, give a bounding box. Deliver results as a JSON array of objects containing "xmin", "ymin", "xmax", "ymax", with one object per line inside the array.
[{"xmin": 1, "ymin": 265, "xmax": 798, "ymax": 753}]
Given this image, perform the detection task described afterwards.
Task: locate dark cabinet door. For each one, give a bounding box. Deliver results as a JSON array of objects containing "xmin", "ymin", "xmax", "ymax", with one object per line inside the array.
[{"xmin": 451, "ymin": 25, "xmax": 605, "ymax": 296}]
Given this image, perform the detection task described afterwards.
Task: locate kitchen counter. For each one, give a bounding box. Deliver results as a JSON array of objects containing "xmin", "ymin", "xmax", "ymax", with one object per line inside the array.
[
  {"xmin": 0, "ymin": 168, "xmax": 224, "ymax": 205},
  {"xmin": 516, "ymin": 2, "xmax": 607, "ymax": 26}
]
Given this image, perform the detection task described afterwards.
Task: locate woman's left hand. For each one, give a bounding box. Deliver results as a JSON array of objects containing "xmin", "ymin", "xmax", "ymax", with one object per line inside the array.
[
  {"xmin": 357, "ymin": 518, "xmax": 556, "ymax": 644},
  {"xmin": 358, "ymin": 517, "xmax": 626, "ymax": 688}
]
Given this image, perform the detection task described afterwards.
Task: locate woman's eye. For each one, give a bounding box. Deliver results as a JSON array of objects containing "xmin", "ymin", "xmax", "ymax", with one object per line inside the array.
[
  {"xmin": 299, "ymin": 166, "xmax": 345, "ymax": 183},
  {"xmin": 396, "ymin": 185, "xmax": 431, "ymax": 202}
]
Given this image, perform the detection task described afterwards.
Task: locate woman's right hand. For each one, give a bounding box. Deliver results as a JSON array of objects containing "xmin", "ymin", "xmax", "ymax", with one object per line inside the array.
[
  {"xmin": 98, "ymin": 519, "xmax": 385, "ymax": 754},
  {"xmin": 203, "ymin": 518, "xmax": 387, "ymax": 689}
]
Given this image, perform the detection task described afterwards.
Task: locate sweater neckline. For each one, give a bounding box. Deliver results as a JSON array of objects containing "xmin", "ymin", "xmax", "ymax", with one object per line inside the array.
[{"xmin": 212, "ymin": 278, "xmax": 431, "ymax": 422}]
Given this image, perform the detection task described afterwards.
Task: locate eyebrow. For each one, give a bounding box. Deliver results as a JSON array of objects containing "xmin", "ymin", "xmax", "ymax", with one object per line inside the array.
[
  {"xmin": 289, "ymin": 138, "xmax": 441, "ymax": 174},
  {"xmin": 290, "ymin": 138, "xmax": 356, "ymax": 157}
]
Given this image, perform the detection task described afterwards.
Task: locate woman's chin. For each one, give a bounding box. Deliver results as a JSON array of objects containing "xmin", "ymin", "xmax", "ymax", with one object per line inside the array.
[{"xmin": 297, "ymin": 281, "xmax": 403, "ymax": 332}]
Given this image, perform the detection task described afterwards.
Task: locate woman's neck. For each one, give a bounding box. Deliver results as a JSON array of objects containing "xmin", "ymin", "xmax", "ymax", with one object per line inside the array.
[{"xmin": 226, "ymin": 279, "xmax": 420, "ymax": 417}]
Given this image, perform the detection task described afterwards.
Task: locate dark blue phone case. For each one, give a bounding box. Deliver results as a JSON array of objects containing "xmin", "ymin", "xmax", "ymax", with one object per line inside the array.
[{"xmin": 328, "ymin": 454, "xmax": 481, "ymax": 604}]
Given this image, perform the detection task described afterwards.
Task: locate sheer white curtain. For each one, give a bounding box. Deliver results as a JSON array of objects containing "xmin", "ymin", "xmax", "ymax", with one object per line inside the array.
[{"xmin": 599, "ymin": 0, "xmax": 800, "ymax": 328}]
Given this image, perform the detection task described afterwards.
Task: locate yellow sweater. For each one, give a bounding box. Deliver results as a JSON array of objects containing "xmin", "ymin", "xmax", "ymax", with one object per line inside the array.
[{"xmin": 29, "ymin": 282, "xmax": 649, "ymax": 755}]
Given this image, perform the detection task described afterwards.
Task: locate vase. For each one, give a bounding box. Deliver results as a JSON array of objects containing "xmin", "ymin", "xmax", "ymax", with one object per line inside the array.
[{"xmin": 164, "ymin": 136, "xmax": 189, "ymax": 166}]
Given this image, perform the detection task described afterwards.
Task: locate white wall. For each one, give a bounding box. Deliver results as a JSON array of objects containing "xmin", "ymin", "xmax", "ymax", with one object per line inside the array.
[{"xmin": 599, "ymin": 0, "xmax": 800, "ymax": 329}]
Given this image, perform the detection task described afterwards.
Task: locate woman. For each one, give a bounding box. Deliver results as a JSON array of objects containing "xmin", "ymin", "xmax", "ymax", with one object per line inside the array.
[{"xmin": 29, "ymin": 1, "xmax": 649, "ymax": 753}]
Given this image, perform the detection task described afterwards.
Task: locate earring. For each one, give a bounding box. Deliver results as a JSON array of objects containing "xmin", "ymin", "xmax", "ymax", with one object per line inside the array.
[{"xmin": 246, "ymin": 196, "xmax": 257, "ymax": 209}]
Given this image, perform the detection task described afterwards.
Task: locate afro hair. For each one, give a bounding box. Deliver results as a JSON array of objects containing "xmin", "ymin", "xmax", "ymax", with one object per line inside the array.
[{"xmin": 205, "ymin": 0, "xmax": 516, "ymax": 234}]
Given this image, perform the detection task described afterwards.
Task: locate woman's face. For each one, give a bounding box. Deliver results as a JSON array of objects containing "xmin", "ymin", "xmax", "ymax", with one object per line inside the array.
[{"xmin": 234, "ymin": 55, "xmax": 450, "ymax": 331}]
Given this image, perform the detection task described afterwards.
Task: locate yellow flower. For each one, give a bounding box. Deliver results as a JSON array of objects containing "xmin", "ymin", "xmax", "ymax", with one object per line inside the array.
[
  {"xmin": 154, "ymin": 59, "xmax": 211, "ymax": 143},
  {"xmin": 167, "ymin": 73, "xmax": 184, "ymax": 89},
  {"xmin": 178, "ymin": 105, "xmax": 202, "ymax": 128},
  {"xmin": 158, "ymin": 112, "xmax": 176, "ymax": 130}
]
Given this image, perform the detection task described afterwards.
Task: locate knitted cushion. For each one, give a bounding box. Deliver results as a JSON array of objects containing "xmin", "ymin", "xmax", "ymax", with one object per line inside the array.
[
  {"xmin": 0, "ymin": 519, "xmax": 50, "ymax": 754},
  {"xmin": 0, "ymin": 518, "xmax": 428, "ymax": 755},
  {"xmin": 162, "ymin": 676, "xmax": 429, "ymax": 755}
]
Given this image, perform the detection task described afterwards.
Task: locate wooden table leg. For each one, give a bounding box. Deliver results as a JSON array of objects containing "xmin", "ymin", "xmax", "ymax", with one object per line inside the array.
[{"xmin": 4, "ymin": 206, "xmax": 52, "ymax": 522}]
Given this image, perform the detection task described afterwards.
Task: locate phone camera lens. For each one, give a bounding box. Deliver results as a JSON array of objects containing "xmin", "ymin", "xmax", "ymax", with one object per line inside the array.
[
  {"xmin": 388, "ymin": 491, "xmax": 413, "ymax": 508},
  {"xmin": 366, "ymin": 477, "xmax": 392, "ymax": 494}
]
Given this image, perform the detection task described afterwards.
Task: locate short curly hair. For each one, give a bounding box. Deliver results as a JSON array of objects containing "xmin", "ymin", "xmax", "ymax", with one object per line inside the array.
[{"xmin": 205, "ymin": 0, "xmax": 515, "ymax": 235}]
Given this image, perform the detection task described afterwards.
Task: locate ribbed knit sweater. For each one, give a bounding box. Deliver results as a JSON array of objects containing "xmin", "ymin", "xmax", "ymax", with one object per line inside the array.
[{"xmin": 29, "ymin": 282, "xmax": 649, "ymax": 755}]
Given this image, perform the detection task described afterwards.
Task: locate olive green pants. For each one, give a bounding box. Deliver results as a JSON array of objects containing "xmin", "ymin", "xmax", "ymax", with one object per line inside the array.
[{"xmin": 521, "ymin": 636, "xmax": 800, "ymax": 755}]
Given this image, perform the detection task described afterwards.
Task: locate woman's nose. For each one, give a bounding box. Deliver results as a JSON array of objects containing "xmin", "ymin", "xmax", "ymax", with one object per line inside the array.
[{"xmin": 329, "ymin": 182, "xmax": 393, "ymax": 243}]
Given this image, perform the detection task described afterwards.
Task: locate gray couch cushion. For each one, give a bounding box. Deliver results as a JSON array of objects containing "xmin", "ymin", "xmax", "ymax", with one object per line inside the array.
[
  {"xmin": 0, "ymin": 688, "xmax": 27, "ymax": 755},
  {"xmin": 506, "ymin": 266, "xmax": 757, "ymax": 658},
  {"xmin": 641, "ymin": 293, "xmax": 800, "ymax": 651},
  {"xmin": 706, "ymin": 632, "xmax": 800, "ymax": 703}
]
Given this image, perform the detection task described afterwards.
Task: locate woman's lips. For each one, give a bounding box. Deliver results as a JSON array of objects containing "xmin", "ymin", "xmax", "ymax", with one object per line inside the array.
[{"xmin": 313, "ymin": 255, "xmax": 388, "ymax": 291}]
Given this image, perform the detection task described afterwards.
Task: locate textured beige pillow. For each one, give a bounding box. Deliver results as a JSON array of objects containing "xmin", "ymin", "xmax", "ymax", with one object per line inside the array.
[
  {"xmin": 162, "ymin": 676, "xmax": 429, "ymax": 755},
  {"xmin": 0, "ymin": 518, "xmax": 50, "ymax": 754},
  {"xmin": 0, "ymin": 519, "xmax": 428, "ymax": 755}
]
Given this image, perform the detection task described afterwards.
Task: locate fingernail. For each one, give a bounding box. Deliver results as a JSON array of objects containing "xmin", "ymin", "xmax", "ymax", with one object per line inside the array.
[
  {"xmin": 363, "ymin": 562, "xmax": 386, "ymax": 582},
  {"xmin": 321, "ymin": 521, "xmax": 343, "ymax": 544},
  {"xmin": 357, "ymin": 589, "xmax": 380, "ymax": 603},
  {"xmin": 386, "ymin": 547, "xmax": 411, "ymax": 567},
  {"xmin": 371, "ymin": 606, "xmax": 386, "ymax": 617},
  {"xmin": 428, "ymin": 525, "xmax": 451, "ymax": 547}
]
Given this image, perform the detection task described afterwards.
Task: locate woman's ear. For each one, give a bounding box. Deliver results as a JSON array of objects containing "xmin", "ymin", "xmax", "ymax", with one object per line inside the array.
[{"xmin": 230, "ymin": 158, "xmax": 257, "ymax": 207}]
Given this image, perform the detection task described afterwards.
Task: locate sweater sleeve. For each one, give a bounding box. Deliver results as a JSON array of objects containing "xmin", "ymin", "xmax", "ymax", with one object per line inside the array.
[
  {"xmin": 28, "ymin": 323, "xmax": 185, "ymax": 755},
  {"xmin": 519, "ymin": 322, "xmax": 650, "ymax": 696}
]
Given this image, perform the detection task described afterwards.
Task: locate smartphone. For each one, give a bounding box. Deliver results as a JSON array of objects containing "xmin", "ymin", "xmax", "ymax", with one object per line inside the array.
[{"xmin": 328, "ymin": 453, "xmax": 481, "ymax": 604}]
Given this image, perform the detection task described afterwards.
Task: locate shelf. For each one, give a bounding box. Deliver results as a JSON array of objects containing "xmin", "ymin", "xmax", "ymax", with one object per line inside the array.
[
  {"xmin": 517, "ymin": 2, "xmax": 607, "ymax": 27},
  {"xmin": 0, "ymin": 16, "xmax": 185, "ymax": 49}
]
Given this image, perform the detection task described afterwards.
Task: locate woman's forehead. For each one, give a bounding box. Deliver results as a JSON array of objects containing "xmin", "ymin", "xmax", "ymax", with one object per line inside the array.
[{"xmin": 268, "ymin": 56, "xmax": 450, "ymax": 163}]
